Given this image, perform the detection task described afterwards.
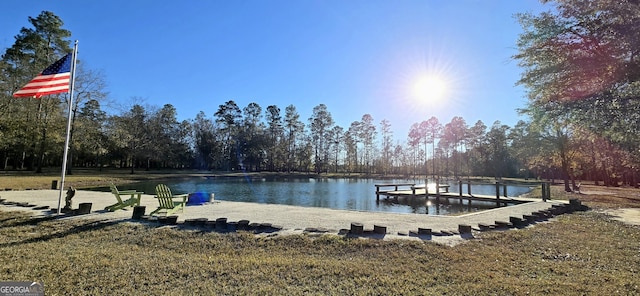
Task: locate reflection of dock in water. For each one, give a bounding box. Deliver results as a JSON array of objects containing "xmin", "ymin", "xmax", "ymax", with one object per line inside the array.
[{"xmin": 375, "ymin": 182, "xmax": 545, "ymax": 207}]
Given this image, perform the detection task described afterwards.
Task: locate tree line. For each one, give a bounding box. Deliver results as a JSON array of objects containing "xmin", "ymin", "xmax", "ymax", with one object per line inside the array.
[{"xmin": 2, "ymin": 5, "xmax": 639, "ymax": 190}]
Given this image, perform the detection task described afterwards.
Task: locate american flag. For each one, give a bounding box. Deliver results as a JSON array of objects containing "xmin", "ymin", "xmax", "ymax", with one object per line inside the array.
[{"xmin": 13, "ymin": 53, "xmax": 72, "ymax": 98}]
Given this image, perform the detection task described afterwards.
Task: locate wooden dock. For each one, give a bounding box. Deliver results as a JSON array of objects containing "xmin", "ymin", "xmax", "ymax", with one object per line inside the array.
[{"xmin": 375, "ymin": 182, "xmax": 544, "ymax": 207}]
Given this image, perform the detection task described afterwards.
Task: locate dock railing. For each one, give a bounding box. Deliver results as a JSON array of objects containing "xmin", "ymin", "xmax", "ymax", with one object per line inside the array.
[
  {"xmin": 410, "ymin": 184, "xmax": 451, "ymax": 195},
  {"xmin": 375, "ymin": 183, "xmax": 415, "ymax": 201},
  {"xmin": 375, "ymin": 180, "xmax": 552, "ymax": 204}
]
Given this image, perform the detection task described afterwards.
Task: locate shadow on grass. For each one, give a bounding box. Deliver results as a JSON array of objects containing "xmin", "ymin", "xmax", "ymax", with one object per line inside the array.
[
  {"xmin": 0, "ymin": 215, "xmax": 58, "ymax": 228},
  {"xmin": 409, "ymin": 233, "xmax": 433, "ymax": 240},
  {"xmin": 0, "ymin": 216, "xmax": 121, "ymax": 248}
]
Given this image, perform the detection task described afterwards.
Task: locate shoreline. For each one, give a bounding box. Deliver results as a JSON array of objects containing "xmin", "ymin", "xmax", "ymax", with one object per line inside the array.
[{"xmin": 0, "ymin": 189, "xmax": 568, "ymax": 245}]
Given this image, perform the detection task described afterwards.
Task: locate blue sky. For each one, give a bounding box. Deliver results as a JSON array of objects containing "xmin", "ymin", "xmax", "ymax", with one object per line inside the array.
[{"xmin": 2, "ymin": 1, "xmax": 552, "ymax": 141}]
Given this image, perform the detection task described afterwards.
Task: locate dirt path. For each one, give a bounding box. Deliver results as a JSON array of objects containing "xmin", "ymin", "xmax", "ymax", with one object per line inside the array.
[{"xmin": 605, "ymin": 208, "xmax": 640, "ymax": 226}]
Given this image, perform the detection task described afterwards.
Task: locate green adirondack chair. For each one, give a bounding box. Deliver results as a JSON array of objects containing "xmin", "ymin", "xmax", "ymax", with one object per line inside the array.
[
  {"xmin": 150, "ymin": 184, "xmax": 188, "ymax": 216},
  {"xmin": 105, "ymin": 184, "xmax": 143, "ymax": 211}
]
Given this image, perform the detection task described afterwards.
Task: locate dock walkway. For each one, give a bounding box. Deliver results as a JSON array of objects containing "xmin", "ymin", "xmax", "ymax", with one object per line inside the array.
[{"xmin": 375, "ymin": 182, "xmax": 545, "ymax": 206}]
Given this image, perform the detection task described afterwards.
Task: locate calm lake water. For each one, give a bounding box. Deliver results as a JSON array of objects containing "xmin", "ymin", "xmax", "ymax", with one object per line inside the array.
[{"xmin": 108, "ymin": 177, "xmax": 533, "ymax": 216}]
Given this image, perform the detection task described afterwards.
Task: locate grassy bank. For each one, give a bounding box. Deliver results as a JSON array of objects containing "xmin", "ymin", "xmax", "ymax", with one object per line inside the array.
[
  {"xmin": 0, "ymin": 169, "xmax": 407, "ymax": 191},
  {"xmin": 0, "ymin": 169, "xmax": 319, "ymax": 190},
  {"xmin": 0, "ymin": 210, "xmax": 638, "ymax": 295},
  {"xmin": 1, "ymin": 172, "xmax": 639, "ymax": 294}
]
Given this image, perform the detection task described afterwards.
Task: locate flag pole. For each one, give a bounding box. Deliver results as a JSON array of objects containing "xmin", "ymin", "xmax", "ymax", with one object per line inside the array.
[{"xmin": 57, "ymin": 40, "xmax": 79, "ymax": 215}]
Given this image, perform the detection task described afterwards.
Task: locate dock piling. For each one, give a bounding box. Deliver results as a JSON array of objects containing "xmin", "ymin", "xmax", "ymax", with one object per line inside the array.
[
  {"xmin": 541, "ymin": 182, "xmax": 551, "ymax": 201},
  {"xmin": 495, "ymin": 182, "xmax": 501, "ymax": 207}
]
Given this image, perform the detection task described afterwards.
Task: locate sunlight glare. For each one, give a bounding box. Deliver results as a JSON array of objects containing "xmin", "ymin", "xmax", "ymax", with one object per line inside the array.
[{"xmin": 412, "ymin": 74, "xmax": 448, "ymax": 103}]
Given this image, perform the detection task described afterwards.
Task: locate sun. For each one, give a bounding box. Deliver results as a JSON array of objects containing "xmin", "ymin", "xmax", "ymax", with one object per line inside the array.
[{"xmin": 412, "ymin": 74, "xmax": 448, "ymax": 103}]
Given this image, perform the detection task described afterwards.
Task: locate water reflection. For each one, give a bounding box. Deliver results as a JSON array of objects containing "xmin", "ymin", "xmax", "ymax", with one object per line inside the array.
[{"xmin": 104, "ymin": 177, "xmax": 531, "ymax": 216}]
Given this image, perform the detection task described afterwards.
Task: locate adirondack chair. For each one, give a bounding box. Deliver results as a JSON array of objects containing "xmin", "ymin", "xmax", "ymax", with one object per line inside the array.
[
  {"xmin": 105, "ymin": 184, "xmax": 143, "ymax": 211},
  {"xmin": 150, "ymin": 184, "xmax": 188, "ymax": 216}
]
